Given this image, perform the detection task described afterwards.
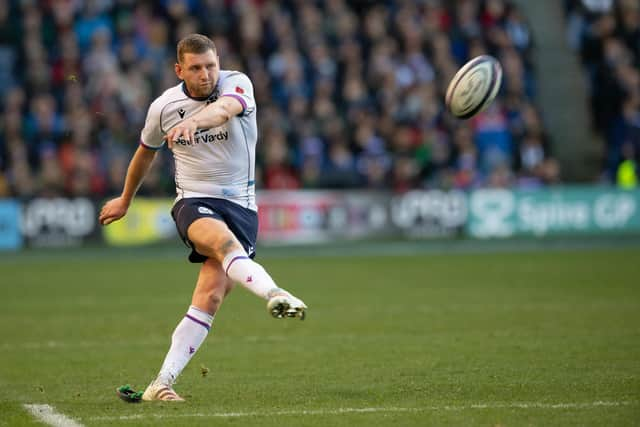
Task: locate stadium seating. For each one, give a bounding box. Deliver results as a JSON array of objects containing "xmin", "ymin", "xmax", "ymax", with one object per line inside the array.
[
  {"xmin": 565, "ymin": 0, "xmax": 640, "ymax": 183},
  {"xmin": 0, "ymin": 0, "xmax": 558, "ymax": 197}
]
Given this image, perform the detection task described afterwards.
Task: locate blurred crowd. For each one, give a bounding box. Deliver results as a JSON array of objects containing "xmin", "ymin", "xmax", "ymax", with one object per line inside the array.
[
  {"xmin": 0, "ymin": 0, "xmax": 558, "ymax": 198},
  {"xmin": 565, "ymin": 0, "xmax": 640, "ymax": 186}
]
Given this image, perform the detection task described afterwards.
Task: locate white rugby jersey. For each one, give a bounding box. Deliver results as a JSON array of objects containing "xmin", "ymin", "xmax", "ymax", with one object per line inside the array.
[{"xmin": 140, "ymin": 70, "xmax": 258, "ymax": 211}]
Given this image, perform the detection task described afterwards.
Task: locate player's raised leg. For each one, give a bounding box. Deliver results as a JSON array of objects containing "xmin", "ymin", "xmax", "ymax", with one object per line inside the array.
[
  {"xmin": 187, "ymin": 217, "xmax": 307, "ymax": 319},
  {"xmin": 142, "ymin": 258, "xmax": 233, "ymax": 401}
]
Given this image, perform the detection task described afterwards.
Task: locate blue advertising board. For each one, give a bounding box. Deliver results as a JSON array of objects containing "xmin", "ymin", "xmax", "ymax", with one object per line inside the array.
[{"xmin": 0, "ymin": 199, "xmax": 22, "ymax": 250}]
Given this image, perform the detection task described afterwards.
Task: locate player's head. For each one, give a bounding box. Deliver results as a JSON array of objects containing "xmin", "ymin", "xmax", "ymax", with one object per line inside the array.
[{"xmin": 175, "ymin": 34, "xmax": 219, "ymax": 98}]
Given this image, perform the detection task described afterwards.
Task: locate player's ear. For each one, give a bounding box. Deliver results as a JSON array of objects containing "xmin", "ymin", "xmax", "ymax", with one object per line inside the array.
[{"xmin": 175, "ymin": 62, "xmax": 182, "ymax": 79}]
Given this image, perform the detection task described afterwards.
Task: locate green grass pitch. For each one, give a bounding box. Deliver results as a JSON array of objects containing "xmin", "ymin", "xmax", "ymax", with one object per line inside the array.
[{"xmin": 0, "ymin": 245, "xmax": 639, "ymax": 426}]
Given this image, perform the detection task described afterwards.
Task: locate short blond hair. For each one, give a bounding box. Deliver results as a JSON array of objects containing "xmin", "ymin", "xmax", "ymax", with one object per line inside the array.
[{"xmin": 177, "ymin": 34, "xmax": 216, "ymax": 63}]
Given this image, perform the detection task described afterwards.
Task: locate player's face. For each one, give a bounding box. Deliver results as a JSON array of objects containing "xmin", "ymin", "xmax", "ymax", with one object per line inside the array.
[{"xmin": 176, "ymin": 50, "xmax": 220, "ymax": 98}]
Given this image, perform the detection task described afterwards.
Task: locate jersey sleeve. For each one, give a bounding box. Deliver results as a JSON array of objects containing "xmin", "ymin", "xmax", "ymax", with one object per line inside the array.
[
  {"xmin": 140, "ymin": 98, "xmax": 166, "ymax": 150},
  {"xmin": 219, "ymin": 72, "xmax": 256, "ymax": 117}
]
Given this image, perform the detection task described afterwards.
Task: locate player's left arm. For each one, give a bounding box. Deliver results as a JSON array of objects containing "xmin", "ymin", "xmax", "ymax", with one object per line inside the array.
[{"xmin": 165, "ymin": 96, "xmax": 243, "ymax": 149}]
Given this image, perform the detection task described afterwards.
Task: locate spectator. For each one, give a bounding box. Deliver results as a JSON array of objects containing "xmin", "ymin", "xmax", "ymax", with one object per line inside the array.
[{"xmin": 566, "ymin": 0, "xmax": 640, "ymax": 182}]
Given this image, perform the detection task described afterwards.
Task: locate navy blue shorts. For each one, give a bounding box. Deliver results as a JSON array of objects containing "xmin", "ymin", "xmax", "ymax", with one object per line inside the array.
[{"xmin": 171, "ymin": 197, "xmax": 258, "ymax": 263}]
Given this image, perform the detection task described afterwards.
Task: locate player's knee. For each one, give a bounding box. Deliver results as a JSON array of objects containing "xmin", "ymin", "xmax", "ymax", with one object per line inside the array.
[
  {"xmin": 194, "ymin": 232, "xmax": 241, "ymax": 262},
  {"xmin": 193, "ymin": 234, "xmax": 225, "ymax": 260}
]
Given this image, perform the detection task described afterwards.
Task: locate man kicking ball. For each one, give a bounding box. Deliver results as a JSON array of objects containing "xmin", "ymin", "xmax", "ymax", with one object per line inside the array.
[{"xmin": 99, "ymin": 34, "xmax": 307, "ymax": 402}]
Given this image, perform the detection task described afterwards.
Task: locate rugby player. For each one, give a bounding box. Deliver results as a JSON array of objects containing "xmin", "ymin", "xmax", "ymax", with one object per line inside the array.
[{"xmin": 99, "ymin": 34, "xmax": 306, "ymax": 402}]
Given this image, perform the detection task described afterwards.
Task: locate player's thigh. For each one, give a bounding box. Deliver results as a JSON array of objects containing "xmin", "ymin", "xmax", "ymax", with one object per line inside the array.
[
  {"xmin": 187, "ymin": 217, "xmax": 244, "ymax": 260},
  {"xmin": 192, "ymin": 257, "xmax": 234, "ymax": 313}
]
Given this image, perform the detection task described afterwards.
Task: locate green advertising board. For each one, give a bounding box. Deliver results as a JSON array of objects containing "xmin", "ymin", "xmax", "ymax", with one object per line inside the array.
[{"xmin": 467, "ymin": 187, "xmax": 640, "ymax": 238}]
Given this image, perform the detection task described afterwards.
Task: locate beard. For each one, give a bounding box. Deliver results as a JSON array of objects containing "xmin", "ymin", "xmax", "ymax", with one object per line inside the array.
[{"xmin": 187, "ymin": 81, "xmax": 215, "ymax": 98}]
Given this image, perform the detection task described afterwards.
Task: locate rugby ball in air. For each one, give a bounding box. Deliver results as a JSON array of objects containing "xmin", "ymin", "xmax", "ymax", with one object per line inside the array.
[{"xmin": 445, "ymin": 55, "xmax": 502, "ymax": 119}]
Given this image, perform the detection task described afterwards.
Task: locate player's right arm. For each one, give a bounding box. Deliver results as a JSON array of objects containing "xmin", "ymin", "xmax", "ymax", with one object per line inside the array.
[
  {"xmin": 99, "ymin": 145, "xmax": 157, "ymax": 225},
  {"xmin": 100, "ymin": 97, "xmax": 165, "ymax": 226}
]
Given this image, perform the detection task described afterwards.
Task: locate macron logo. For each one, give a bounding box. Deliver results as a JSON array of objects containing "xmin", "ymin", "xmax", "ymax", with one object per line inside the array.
[
  {"xmin": 178, "ymin": 108, "xmax": 186, "ymax": 118},
  {"xmin": 246, "ymin": 276, "xmax": 253, "ymax": 283}
]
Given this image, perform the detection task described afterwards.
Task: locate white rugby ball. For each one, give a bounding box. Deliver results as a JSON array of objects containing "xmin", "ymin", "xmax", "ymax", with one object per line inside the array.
[{"xmin": 445, "ymin": 55, "xmax": 502, "ymax": 119}]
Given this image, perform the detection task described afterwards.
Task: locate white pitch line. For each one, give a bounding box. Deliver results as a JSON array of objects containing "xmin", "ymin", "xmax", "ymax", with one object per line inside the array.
[
  {"xmin": 23, "ymin": 404, "xmax": 84, "ymax": 427},
  {"xmin": 85, "ymin": 400, "xmax": 638, "ymax": 422}
]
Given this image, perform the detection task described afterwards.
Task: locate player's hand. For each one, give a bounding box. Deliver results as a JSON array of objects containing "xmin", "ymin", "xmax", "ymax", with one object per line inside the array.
[
  {"xmin": 99, "ymin": 197, "xmax": 129, "ymax": 225},
  {"xmin": 165, "ymin": 118, "xmax": 198, "ymax": 150}
]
